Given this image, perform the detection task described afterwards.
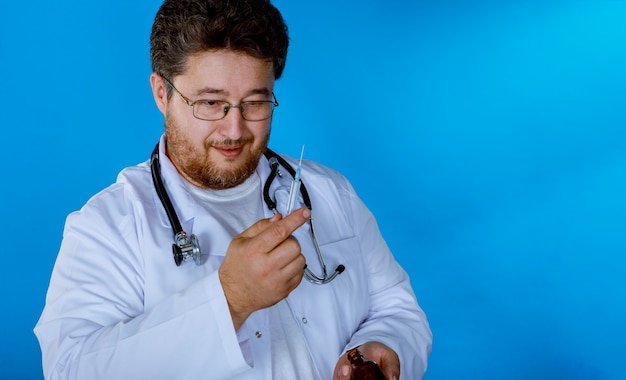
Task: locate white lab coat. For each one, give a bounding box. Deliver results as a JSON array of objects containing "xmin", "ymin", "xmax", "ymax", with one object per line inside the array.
[{"xmin": 35, "ymin": 137, "xmax": 432, "ymax": 380}]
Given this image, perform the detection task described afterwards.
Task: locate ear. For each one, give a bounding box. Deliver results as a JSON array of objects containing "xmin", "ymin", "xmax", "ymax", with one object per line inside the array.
[{"xmin": 150, "ymin": 72, "xmax": 168, "ymax": 115}]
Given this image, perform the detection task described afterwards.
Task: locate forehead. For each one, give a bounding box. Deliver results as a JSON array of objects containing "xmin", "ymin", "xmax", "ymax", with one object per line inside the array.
[{"xmin": 178, "ymin": 50, "xmax": 275, "ymax": 95}]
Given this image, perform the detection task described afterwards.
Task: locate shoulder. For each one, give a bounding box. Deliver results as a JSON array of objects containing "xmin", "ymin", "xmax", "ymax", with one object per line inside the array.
[
  {"xmin": 302, "ymin": 159, "xmax": 358, "ymax": 204},
  {"xmin": 274, "ymin": 153, "xmax": 353, "ymax": 193},
  {"xmin": 66, "ymin": 160, "xmax": 153, "ymax": 229}
]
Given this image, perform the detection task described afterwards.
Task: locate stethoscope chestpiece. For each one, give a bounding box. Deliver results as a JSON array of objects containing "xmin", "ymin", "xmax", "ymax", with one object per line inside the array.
[{"xmin": 172, "ymin": 232, "xmax": 202, "ymax": 266}]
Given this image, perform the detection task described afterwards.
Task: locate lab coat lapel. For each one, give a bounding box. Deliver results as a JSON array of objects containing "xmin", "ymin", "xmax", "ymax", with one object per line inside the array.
[{"xmin": 153, "ymin": 137, "xmax": 198, "ymax": 235}]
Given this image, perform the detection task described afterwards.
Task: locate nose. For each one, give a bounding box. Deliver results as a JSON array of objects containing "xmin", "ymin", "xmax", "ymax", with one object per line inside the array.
[{"xmin": 218, "ymin": 105, "xmax": 246, "ymax": 140}]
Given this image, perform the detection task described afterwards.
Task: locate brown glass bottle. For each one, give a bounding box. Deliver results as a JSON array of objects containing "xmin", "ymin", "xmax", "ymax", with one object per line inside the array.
[{"xmin": 347, "ymin": 348, "xmax": 387, "ymax": 380}]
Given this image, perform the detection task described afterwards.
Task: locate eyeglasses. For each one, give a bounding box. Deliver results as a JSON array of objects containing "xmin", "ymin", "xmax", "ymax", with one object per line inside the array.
[{"xmin": 162, "ymin": 76, "xmax": 279, "ymax": 121}]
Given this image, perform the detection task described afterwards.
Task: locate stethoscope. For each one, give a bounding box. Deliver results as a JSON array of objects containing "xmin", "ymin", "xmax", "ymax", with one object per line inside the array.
[{"xmin": 150, "ymin": 142, "xmax": 345, "ymax": 285}]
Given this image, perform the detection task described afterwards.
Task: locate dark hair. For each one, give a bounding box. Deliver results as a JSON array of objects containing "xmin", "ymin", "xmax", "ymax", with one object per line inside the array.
[{"xmin": 150, "ymin": 0, "xmax": 289, "ymax": 85}]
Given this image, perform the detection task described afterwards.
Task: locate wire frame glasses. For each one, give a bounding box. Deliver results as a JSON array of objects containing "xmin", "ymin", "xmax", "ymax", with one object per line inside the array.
[{"xmin": 162, "ymin": 76, "xmax": 278, "ymax": 121}]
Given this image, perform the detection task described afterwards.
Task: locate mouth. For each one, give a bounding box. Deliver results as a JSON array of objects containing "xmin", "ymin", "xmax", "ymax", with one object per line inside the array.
[{"xmin": 213, "ymin": 144, "xmax": 244, "ymax": 158}]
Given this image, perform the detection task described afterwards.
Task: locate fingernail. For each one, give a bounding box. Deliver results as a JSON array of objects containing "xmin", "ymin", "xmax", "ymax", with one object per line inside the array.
[
  {"xmin": 302, "ymin": 208, "xmax": 311, "ymax": 219},
  {"xmin": 270, "ymin": 213, "xmax": 280, "ymax": 222},
  {"xmin": 341, "ymin": 364, "xmax": 350, "ymax": 376}
]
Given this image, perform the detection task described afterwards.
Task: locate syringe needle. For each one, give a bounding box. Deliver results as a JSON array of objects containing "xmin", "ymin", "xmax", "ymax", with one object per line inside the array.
[{"xmin": 286, "ymin": 145, "xmax": 305, "ymax": 214}]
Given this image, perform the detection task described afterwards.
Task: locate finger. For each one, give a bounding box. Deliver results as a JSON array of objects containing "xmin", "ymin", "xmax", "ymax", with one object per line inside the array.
[
  {"xmin": 378, "ymin": 351, "xmax": 400, "ymax": 380},
  {"xmin": 266, "ymin": 234, "xmax": 303, "ymax": 268},
  {"xmin": 279, "ymin": 207, "xmax": 311, "ymax": 230},
  {"xmin": 278, "ymin": 248, "xmax": 306, "ymax": 274},
  {"xmin": 383, "ymin": 366, "xmax": 399, "ymax": 380},
  {"xmin": 237, "ymin": 213, "xmax": 282, "ymax": 239},
  {"xmin": 283, "ymin": 257, "xmax": 306, "ymax": 290},
  {"xmin": 253, "ymin": 207, "xmax": 310, "ymax": 252}
]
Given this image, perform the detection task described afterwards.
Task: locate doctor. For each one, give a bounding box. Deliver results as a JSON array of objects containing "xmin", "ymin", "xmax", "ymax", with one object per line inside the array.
[{"xmin": 35, "ymin": 0, "xmax": 432, "ymax": 379}]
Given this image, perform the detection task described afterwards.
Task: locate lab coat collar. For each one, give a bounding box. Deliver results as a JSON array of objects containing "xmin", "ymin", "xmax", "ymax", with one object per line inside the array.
[{"xmin": 153, "ymin": 134, "xmax": 283, "ymax": 229}]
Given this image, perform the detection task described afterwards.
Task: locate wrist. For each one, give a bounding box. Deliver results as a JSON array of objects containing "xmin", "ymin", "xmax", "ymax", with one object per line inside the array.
[{"xmin": 219, "ymin": 268, "xmax": 250, "ymax": 331}]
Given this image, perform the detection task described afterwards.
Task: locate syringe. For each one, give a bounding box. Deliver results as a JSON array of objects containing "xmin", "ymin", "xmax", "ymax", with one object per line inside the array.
[{"xmin": 286, "ymin": 145, "xmax": 305, "ymax": 215}]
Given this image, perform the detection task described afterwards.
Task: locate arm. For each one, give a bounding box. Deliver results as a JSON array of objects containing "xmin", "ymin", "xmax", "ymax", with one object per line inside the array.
[
  {"xmin": 35, "ymin": 183, "xmax": 313, "ymax": 380},
  {"xmin": 336, "ymin": 188, "xmax": 432, "ymax": 379},
  {"xmin": 34, "ymin": 187, "xmax": 249, "ymax": 380}
]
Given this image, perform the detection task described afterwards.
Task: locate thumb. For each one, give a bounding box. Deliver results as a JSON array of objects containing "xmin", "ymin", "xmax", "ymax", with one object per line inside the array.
[
  {"xmin": 338, "ymin": 364, "xmax": 351, "ymax": 380},
  {"xmin": 334, "ymin": 355, "xmax": 352, "ymax": 380}
]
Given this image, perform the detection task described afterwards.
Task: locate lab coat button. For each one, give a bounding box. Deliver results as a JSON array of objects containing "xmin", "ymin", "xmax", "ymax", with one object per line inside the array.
[
  {"xmin": 301, "ymin": 317, "xmax": 308, "ymax": 324},
  {"xmin": 255, "ymin": 331, "xmax": 262, "ymax": 338}
]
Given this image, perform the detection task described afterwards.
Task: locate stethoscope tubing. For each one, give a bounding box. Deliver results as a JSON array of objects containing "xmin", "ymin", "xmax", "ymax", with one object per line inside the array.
[
  {"xmin": 262, "ymin": 149, "xmax": 345, "ymax": 284},
  {"xmin": 263, "ymin": 148, "xmax": 311, "ymax": 213},
  {"xmin": 150, "ymin": 142, "xmax": 344, "ymax": 283},
  {"xmin": 151, "ymin": 144, "xmax": 184, "ymax": 236}
]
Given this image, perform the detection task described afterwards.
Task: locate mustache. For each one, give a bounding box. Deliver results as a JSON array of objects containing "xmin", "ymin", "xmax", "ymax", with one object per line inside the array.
[{"xmin": 206, "ymin": 137, "xmax": 253, "ymax": 148}]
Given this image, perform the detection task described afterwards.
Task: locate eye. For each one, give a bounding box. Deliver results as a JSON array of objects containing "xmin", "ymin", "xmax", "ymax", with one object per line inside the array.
[
  {"xmin": 199, "ymin": 100, "xmax": 221, "ymax": 107},
  {"xmin": 243, "ymin": 101, "xmax": 265, "ymax": 109}
]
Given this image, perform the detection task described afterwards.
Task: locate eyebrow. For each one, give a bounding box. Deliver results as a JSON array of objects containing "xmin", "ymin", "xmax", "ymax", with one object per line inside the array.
[{"xmin": 192, "ymin": 87, "xmax": 272, "ymax": 98}]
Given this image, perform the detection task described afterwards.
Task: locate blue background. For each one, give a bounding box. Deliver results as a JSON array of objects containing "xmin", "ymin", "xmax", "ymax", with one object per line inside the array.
[{"xmin": 1, "ymin": 1, "xmax": 625, "ymax": 379}]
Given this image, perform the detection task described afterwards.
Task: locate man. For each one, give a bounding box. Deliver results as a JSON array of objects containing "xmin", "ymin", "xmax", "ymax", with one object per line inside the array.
[{"xmin": 35, "ymin": 1, "xmax": 432, "ymax": 379}]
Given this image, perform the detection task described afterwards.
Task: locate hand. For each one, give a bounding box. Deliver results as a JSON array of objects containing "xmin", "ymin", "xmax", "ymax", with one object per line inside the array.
[
  {"xmin": 334, "ymin": 341, "xmax": 400, "ymax": 380},
  {"xmin": 219, "ymin": 208, "xmax": 310, "ymax": 330}
]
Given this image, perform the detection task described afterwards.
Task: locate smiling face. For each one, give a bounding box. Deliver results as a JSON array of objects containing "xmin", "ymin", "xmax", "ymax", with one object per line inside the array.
[{"xmin": 150, "ymin": 50, "xmax": 276, "ymax": 189}]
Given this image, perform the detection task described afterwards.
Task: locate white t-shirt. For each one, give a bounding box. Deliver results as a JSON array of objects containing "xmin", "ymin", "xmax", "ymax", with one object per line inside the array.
[{"xmin": 185, "ymin": 172, "xmax": 318, "ymax": 379}]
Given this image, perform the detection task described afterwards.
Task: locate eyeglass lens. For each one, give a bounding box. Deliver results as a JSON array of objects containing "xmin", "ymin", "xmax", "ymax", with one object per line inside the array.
[{"xmin": 194, "ymin": 101, "xmax": 275, "ymax": 121}]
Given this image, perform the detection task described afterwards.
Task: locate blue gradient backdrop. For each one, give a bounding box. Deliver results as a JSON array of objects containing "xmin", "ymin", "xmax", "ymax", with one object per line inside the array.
[{"xmin": 1, "ymin": 1, "xmax": 625, "ymax": 379}]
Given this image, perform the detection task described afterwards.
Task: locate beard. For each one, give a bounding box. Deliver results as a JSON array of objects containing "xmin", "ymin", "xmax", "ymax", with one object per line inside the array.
[{"xmin": 165, "ymin": 114, "xmax": 270, "ymax": 190}]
